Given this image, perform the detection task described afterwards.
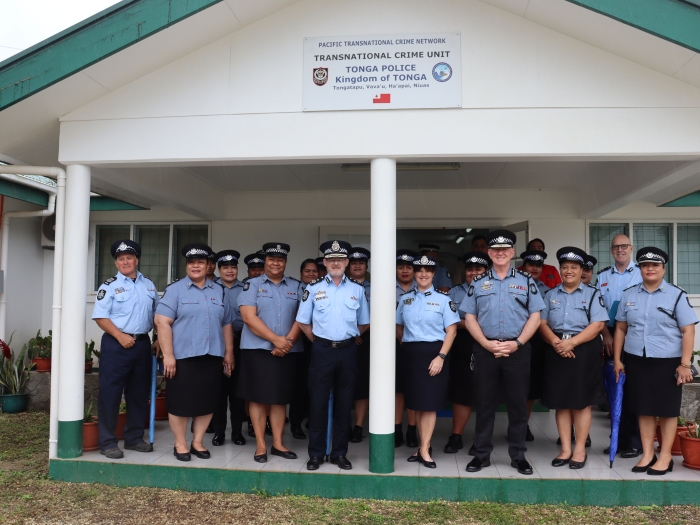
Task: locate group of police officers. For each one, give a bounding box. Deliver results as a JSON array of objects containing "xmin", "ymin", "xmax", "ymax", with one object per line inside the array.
[{"xmin": 91, "ymin": 228, "xmax": 682, "ymax": 475}]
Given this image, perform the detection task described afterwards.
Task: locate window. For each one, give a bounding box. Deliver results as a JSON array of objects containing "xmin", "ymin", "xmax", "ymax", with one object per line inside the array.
[
  {"xmin": 171, "ymin": 225, "xmax": 209, "ymax": 282},
  {"xmin": 633, "ymin": 223, "xmax": 673, "ymax": 282},
  {"xmin": 94, "ymin": 225, "xmax": 130, "ymax": 289},
  {"xmin": 588, "ymin": 223, "xmax": 628, "ymax": 271},
  {"xmin": 133, "ymin": 226, "xmax": 170, "ymax": 290},
  {"xmin": 678, "ymin": 224, "xmax": 700, "ymax": 294}
]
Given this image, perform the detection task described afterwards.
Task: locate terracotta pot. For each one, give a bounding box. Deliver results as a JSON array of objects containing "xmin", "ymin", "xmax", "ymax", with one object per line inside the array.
[
  {"xmin": 85, "ymin": 361, "xmax": 93, "ymax": 374},
  {"xmin": 115, "ymin": 412, "xmax": 127, "ymax": 440},
  {"xmin": 656, "ymin": 424, "xmax": 693, "ymax": 456},
  {"xmin": 155, "ymin": 395, "xmax": 168, "ymax": 420},
  {"xmin": 82, "ymin": 420, "xmax": 99, "ymax": 452},
  {"xmin": 679, "ymin": 432, "xmax": 700, "ymax": 470},
  {"xmin": 32, "ymin": 357, "xmax": 51, "ymax": 373}
]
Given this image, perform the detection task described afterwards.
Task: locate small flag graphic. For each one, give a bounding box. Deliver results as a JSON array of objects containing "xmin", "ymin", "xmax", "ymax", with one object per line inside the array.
[{"xmin": 373, "ymin": 93, "xmax": 391, "ymax": 104}]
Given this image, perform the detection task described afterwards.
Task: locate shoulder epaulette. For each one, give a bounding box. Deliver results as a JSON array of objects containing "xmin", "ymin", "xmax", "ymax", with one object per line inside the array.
[
  {"xmin": 287, "ymin": 276, "xmax": 301, "ymax": 283},
  {"xmin": 670, "ymin": 283, "xmax": 687, "ymax": 294},
  {"xmin": 544, "ymin": 287, "xmax": 556, "ymax": 296},
  {"xmin": 402, "ymin": 288, "xmax": 417, "ymax": 296},
  {"xmin": 141, "ymin": 274, "xmax": 155, "ymax": 284},
  {"xmin": 517, "ymin": 269, "xmax": 531, "ymax": 278},
  {"xmin": 103, "ymin": 277, "xmax": 117, "ymax": 285},
  {"xmin": 214, "ymin": 281, "xmax": 225, "ymax": 289},
  {"xmin": 597, "ymin": 266, "xmax": 611, "ymax": 275},
  {"xmin": 473, "ymin": 273, "xmax": 487, "ymax": 282},
  {"xmin": 242, "ymin": 277, "xmax": 250, "ymax": 283},
  {"xmin": 164, "ymin": 279, "xmax": 179, "ymax": 289},
  {"xmin": 623, "ymin": 284, "xmax": 638, "ymax": 292},
  {"xmin": 436, "ymin": 289, "xmax": 449, "ymax": 296},
  {"xmin": 307, "ymin": 278, "xmax": 323, "ymax": 286},
  {"xmin": 585, "ymin": 283, "xmax": 597, "ymax": 290},
  {"xmin": 348, "ymin": 277, "xmax": 363, "ymax": 286}
]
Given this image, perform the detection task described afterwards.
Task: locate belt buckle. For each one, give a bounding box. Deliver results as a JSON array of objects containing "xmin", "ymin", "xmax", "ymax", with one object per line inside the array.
[
  {"xmin": 331, "ymin": 341, "xmax": 339, "ymax": 348},
  {"xmin": 562, "ymin": 334, "xmax": 572, "ymax": 340}
]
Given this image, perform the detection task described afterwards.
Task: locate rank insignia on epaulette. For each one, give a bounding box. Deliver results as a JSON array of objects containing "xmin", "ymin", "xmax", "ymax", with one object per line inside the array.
[{"xmin": 103, "ymin": 277, "xmax": 117, "ymax": 285}]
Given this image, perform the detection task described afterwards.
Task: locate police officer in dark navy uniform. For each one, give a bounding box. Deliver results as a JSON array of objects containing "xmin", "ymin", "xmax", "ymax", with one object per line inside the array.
[
  {"xmin": 92, "ymin": 240, "xmax": 159, "ymax": 459},
  {"xmin": 296, "ymin": 240, "xmax": 370, "ymax": 471},
  {"xmin": 462, "ymin": 230, "xmax": 545, "ymax": 476},
  {"xmin": 418, "ymin": 244, "xmax": 452, "ymax": 292}
]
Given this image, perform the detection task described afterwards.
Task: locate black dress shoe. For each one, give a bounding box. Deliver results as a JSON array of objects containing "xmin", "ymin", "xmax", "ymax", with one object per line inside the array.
[
  {"xmin": 569, "ymin": 454, "xmax": 587, "ymax": 469},
  {"xmin": 291, "ymin": 427, "xmax": 306, "ymax": 440},
  {"xmin": 271, "ymin": 447, "xmax": 297, "ymax": 459},
  {"xmin": 444, "ymin": 434, "xmax": 463, "ymax": 454},
  {"xmin": 407, "ymin": 447, "xmax": 432, "ymax": 462},
  {"xmin": 466, "ymin": 456, "xmax": 491, "ymax": 472},
  {"xmin": 551, "ymin": 455, "xmax": 572, "ymax": 467},
  {"xmin": 468, "ymin": 444, "xmax": 476, "ymax": 456},
  {"xmin": 406, "ymin": 426, "xmax": 419, "ymax": 448},
  {"xmin": 254, "ymin": 452, "xmax": 268, "ymax": 463},
  {"xmin": 621, "ymin": 448, "xmax": 643, "ymax": 459},
  {"xmin": 212, "ymin": 433, "xmax": 225, "ymax": 446},
  {"xmin": 350, "ymin": 425, "xmax": 363, "ymax": 443},
  {"xmin": 418, "ymin": 452, "xmax": 436, "ymax": 469},
  {"xmin": 331, "ymin": 455, "xmax": 352, "ymax": 470},
  {"xmin": 511, "ymin": 459, "xmax": 533, "ymax": 475},
  {"xmin": 648, "ymin": 458, "xmax": 673, "ymax": 476},
  {"xmin": 265, "ymin": 420, "xmax": 273, "ymax": 436},
  {"xmin": 525, "ymin": 425, "xmax": 534, "ymax": 442},
  {"xmin": 632, "ymin": 455, "xmax": 657, "ymax": 473},
  {"xmin": 231, "ymin": 433, "xmax": 246, "ymax": 446},
  {"xmin": 307, "ymin": 457, "xmax": 323, "ymax": 470},
  {"xmin": 585, "ymin": 435, "xmax": 591, "ymax": 448},
  {"xmin": 394, "ymin": 426, "xmax": 404, "ymax": 448},
  {"xmin": 190, "ymin": 445, "xmax": 211, "ymax": 459},
  {"xmin": 173, "ymin": 447, "xmax": 191, "ymax": 462}
]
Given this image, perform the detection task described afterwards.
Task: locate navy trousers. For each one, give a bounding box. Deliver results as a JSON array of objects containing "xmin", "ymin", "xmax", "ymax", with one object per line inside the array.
[
  {"xmin": 97, "ymin": 333, "xmax": 151, "ymax": 450},
  {"xmin": 212, "ymin": 332, "xmax": 245, "ymax": 436},
  {"xmin": 307, "ymin": 340, "xmax": 357, "ymax": 460},
  {"xmin": 289, "ymin": 334, "xmax": 312, "ymax": 429}
]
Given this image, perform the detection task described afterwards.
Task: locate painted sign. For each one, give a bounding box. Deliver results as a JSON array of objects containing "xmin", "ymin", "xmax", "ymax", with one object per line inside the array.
[{"xmin": 303, "ymin": 33, "xmax": 461, "ymax": 112}]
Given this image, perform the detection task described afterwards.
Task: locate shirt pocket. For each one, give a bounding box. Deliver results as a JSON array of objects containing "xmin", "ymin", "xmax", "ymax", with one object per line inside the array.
[
  {"xmin": 179, "ymin": 298, "xmax": 200, "ymax": 315},
  {"xmin": 315, "ymin": 298, "xmax": 330, "ymax": 311},
  {"xmin": 344, "ymin": 297, "xmax": 360, "ymax": 321},
  {"xmin": 424, "ymin": 303, "xmax": 443, "ymax": 323},
  {"xmin": 209, "ymin": 297, "xmax": 225, "ymax": 323},
  {"xmin": 508, "ymin": 289, "xmax": 528, "ymax": 309}
]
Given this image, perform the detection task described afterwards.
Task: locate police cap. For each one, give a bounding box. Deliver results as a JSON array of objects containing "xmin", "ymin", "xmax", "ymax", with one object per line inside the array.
[
  {"xmin": 487, "ymin": 229, "xmax": 516, "ymax": 248},
  {"xmin": 418, "ymin": 243, "xmax": 440, "ymax": 253},
  {"xmin": 556, "ymin": 247, "xmax": 587, "ymax": 266},
  {"xmin": 413, "ymin": 255, "xmax": 437, "ymax": 268},
  {"xmin": 520, "ymin": 250, "xmax": 547, "ymax": 265},
  {"xmin": 216, "ymin": 249, "xmax": 240, "ymax": 267},
  {"xmin": 244, "ymin": 253, "xmax": 265, "ymax": 268},
  {"xmin": 396, "ymin": 249, "xmax": 416, "ymax": 265},
  {"xmin": 262, "ymin": 242, "xmax": 290, "ymax": 259},
  {"xmin": 462, "ymin": 251, "xmax": 491, "ymax": 268},
  {"xmin": 636, "ymin": 247, "xmax": 668, "ymax": 265},
  {"xmin": 181, "ymin": 243, "xmax": 213, "ymax": 261},
  {"xmin": 111, "ymin": 239, "xmax": 141, "ymax": 259},
  {"xmin": 348, "ymin": 247, "xmax": 371, "ymax": 261},
  {"xmin": 584, "ymin": 253, "xmax": 597, "ymax": 269},
  {"xmin": 320, "ymin": 240, "xmax": 351, "ymax": 259}
]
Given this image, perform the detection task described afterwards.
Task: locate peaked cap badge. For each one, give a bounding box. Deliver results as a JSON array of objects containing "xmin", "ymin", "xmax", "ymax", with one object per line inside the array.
[{"xmin": 331, "ymin": 241, "xmax": 340, "ymax": 252}]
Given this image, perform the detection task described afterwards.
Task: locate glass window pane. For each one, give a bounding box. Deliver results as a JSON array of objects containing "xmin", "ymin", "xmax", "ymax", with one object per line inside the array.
[
  {"xmin": 171, "ymin": 225, "xmax": 209, "ymax": 281},
  {"xmin": 633, "ymin": 223, "xmax": 673, "ymax": 282},
  {"xmin": 677, "ymin": 224, "xmax": 700, "ymax": 294},
  {"xmin": 95, "ymin": 225, "xmax": 130, "ymax": 289},
  {"xmin": 134, "ymin": 226, "xmax": 170, "ymax": 291},
  {"xmin": 589, "ymin": 223, "xmax": 628, "ymax": 272}
]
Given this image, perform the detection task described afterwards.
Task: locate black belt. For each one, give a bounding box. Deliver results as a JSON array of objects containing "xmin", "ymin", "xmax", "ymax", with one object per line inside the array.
[
  {"xmin": 123, "ymin": 333, "xmax": 150, "ymax": 341},
  {"xmin": 553, "ymin": 331, "xmax": 581, "ymax": 340},
  {"xmin": 486, "ymin": 337, "xmax": 517, "ymax": 342},
  {"xmin": 315, "ymin": 337, "xmax": 354, "ymax": 349}
]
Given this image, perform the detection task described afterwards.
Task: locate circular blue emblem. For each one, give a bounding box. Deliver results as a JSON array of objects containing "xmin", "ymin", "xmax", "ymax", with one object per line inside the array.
[{"xmin": 432, "ymin": 62, "xmax": 452, "ymax": 82}]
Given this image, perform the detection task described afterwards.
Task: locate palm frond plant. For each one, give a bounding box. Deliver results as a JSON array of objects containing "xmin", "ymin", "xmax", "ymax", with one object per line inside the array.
[{"xmin": 0, "ymin": 334, "xmax": 35, "ymax": 395}]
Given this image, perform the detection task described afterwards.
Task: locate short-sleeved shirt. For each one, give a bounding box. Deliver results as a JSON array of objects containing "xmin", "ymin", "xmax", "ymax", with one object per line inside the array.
[
  {"xmin": 396, "ymin": 286, "xmax": 460, "ymax": 342},
  {"xmin": 296, "ymin": 275, "xmax": 370, "ymax": 341},
  {"xmin": 155, "ymin": 277, "xmax": 233, "ymax": 359},
  {"xmin": 92, "ymin": 271, "xmax": 159, "ymax": 334},
  {"xmin": 217, "ymin": 278, "xmax": 245, "ymax": 332},
  {"xmin": 596, "ymin": 261, "xmax": 642, "ymax": 326},
  {"xmin": 433, "ymin": 264, "xmax": 452, "ymax": 289},
  {"xmin": 615, "ymin": 280, "xmax": 698, "ymax": 358},
  {"xmin": 542, "ymin": 283, "xmax": 609, "ymax": 333},
  {"xmin": 397, "ymin": 280, "xmax": 417, "ymax": 306},
  {"xmin": 460, "ymin": 267, "xmax": 545, "ymax": 340},
  {"xmin": 449, "ymin": 283, "xmax": 470, "ymax": 320},
  {"xmin": 361, "ymin": 280, "xmax": 371, "ymax": 309},
  {"xmin": 237, "ymin": 274, "xmax": 303, "ymax": 352}
]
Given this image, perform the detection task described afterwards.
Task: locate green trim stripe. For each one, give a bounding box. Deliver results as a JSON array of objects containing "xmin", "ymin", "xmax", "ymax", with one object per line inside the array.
[
  {"xmin": 90, "ymin": 197, "xmax": 147, "ymax": 211},
  {"xmin": 50, "ymin": 459, "xmax": 700, "ymax": 506},
  {"xmin": 566, "ymin": 0, "xmax": 700, "ymax": 53},
  {"xmin": 0, "ymin": 179, "xmax": 49, "ymax": 206},
  {"xmin": 57, "ymin": 420, "xmax": 83, "ymax": 459},
  {"xmin": 369, "ymin": 433, "xmax": 394, "ymax": 474},
  {"xmin": 0, "ymin": 0, "xmax": 223, "ymax": 112},
  {"xmin": 661, "ymin": 190, "xmax": 700, "ymax": 207}
]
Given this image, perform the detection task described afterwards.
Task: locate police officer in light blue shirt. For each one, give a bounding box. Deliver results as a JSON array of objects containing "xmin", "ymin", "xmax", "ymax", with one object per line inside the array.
[
  {"xmin": 418, "ymin": 244, "xmax": 452, "ymax": 292},
  {"xmin": 92, "ymin": 240, "xmax": 159, "ymax": 459},
  {"xmin": 296, "ymin": 239, "xmax": 370, "ymax": 471}
]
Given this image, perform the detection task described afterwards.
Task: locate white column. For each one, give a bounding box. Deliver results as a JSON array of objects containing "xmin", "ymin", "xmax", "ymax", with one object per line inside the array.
[
  {"xmin": 57, "ymin": 165, "xmax": 91, "ymax": 458},
  {"xmin": 368, "ymin": 158, "xmax": 396, "ymax": 474}
]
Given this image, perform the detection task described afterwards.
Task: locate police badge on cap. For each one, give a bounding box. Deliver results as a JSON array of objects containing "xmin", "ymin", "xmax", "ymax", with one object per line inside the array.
[
  {"xmin": 262, "ymin": 242, "xmax": 290, "ymax": 258},
  {"xmin": 320, "ymin": 240, "xmax": 351, "ymax": 259},
  {"xmin": 181, "ymin": 243, "xmax": 213, "ymax": 261},
  {"xmin": 111, "ymin": 239, "xmax": 141, "ymax": 259},
  {"xmin": 636, "ymin": 247, "xmax": 668, "ymax": 265},
  {"xmin": 487, "ymin": 229, "xmax": 516, "ymax": 248},
  {"xmin": 216, "ymin": 249, "xmax": 240, "ymax": 267},
  {"xmin": 348, "ymin": 247, "xmax": 371, "ymax": 261},
  {"xmin": 413, "ymin": 255, "xmax": 437, "ymax": 267},
  {"xmin": 584, "ymin": 253, "xmax": 597, "ymax": 269},
  {"xmin": 396, "ymin": 249, "xmax": 416, "ymax": 264},
  {"xmin": 462, "ymin": 251, "xmax": 491, "ymax": 268},
  {"xmin": 244, "ymin": 253, "xmax": 265, "ymax": 268},
  {"xmin": 555, "ymin": 246, "xmax": 587, "ymax": 265},
  {"xmin": 520, "ymin": 250, "xmax": 547, "ymax": 265}
]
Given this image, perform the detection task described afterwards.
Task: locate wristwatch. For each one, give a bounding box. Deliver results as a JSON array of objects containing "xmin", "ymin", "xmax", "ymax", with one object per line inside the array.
[
  {"xmin": 516, "ymin": 339, "xmax": 523, "ymax": 348},
  {"xmin": 438, "ymin": 353, "xmax": 447, "ymax": 360}
]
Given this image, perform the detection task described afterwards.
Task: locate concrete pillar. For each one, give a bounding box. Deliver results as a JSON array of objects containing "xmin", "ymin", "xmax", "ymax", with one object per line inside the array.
[
  {"xmin": 368, "ymin": 158, "xmax": 396, "ymax": 474},
  {"xmin": 57, "ymin": 165, "xmax": 91, "ymax": 458}
]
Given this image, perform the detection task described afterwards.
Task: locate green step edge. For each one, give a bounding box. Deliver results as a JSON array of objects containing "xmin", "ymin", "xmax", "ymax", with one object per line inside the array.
[
  {"xmin": 57, "ymin": 420, "xmax": 83, "ymax": 459},
  {"xmin": 369, "ymin": 432, "xmax": 394, "ymax": 473}
]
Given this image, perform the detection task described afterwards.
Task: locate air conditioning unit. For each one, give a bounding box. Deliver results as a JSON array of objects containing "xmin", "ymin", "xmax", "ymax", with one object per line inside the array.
[{"xmin": 41, "ymin": 215, "xmax": 56, "ymax": 248}]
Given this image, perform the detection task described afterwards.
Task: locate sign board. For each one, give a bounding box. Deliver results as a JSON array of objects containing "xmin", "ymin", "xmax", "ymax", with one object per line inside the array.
[{"xmin": 303, "ymin": 33, "xmax": 461, "ymax": 112}]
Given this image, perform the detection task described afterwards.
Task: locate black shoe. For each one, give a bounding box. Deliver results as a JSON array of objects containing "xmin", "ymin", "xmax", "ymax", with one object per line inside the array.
[
  {"xmin": 248, "ymin": 419, "xmax": 255, "ymax": 438},
  {"xmin": 173, "ymin": 447, "xmax": 191, "ymax": 462},
  {"xmin": 271, "ymin": 447, "xmax": 297, "ymax": 460},
  {"xmin": 291, "ymin": 427, "xmax": 306, "ymax": 440},
  {"xmin": 632, "ymin": 455, "xmax": 657, "ymax": 473},
  {"xmin": 212, "ymin": 433, "xmax": 225, "ymax": 446},
  {"xmin": 331, "ymin": 455, "xmax": 352, "ymax": 470},
  {"xmin": 621, "ymin": 448, "xmax": 643, "ymax": 459},
  {"xmin": 190, "ymin": 444, "xmax": 211, "ymax": 459},
  {"xmin": 350, "ymin": 425, "xmax": 363, "ymax": 443},
  {"xmin": 265, "ymin": 420, "xmax": 273, "ymax": 436},
  {"xmin": 406, "ymin": 425, "xmax": 419, "ymax": 448},
  {"xmin": 444, "ymin": 434, "xmax": 463, "ymax": 454},
  {"xmin": 648, "ymin": 458, "xmax": 673, "ymax": 476},
  {"xmin": 307, "ymin": 457, "xmax": 323, "ymax": 470},
  {"xmin": 124, "ymin": 441, "xmax": 153, "ymax": 452},
  {"xmin": 525, "ymin": 425, "xmax": 534, "ymax": 442},
  {"xmin": 418, "ymin": 452, "xmax": 436, "ymax": 469},
  {"xmin": 585, "ymin": 435, "xmax": 591, "ymax": 448},
  {"xmin": 551, "ymin": 455, "xmax": 572, "ymax": 467},
  {"xmin": 394, "ymin": 425, "xmax": 404, "ymax": 448},
  {"xmin": 466, "ymin": 456, "xmax": 491, "ymax": 472},
  {"xmin": 468, "ymin": 444, "xmax": 476, "ymax": 456},
  {"xmin": 407, "ymin": 447, "xmax": 432, "ymax": 462},
  {"xmin": 100, "ymin": 447, "xmax": 124, "ymax": 459},
  {"xmin": 511, "ymin": 459, "xmax": 533, "ymax": 475},
  {"xmin": 231, "ymin": 433, "xmax": 246, "ymax": 446},
  {"xmin": 254, "ymin": 452, "xmax": 267, "ymax": 463},
  {"xmin": 569, "ymin": 454, "xmax": 587, "ymax": 470}
]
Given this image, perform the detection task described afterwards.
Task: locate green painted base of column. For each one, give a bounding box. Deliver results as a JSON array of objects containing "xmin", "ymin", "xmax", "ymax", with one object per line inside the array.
[
  {"xmin": 369, "ymin": 433, "xmax": 394, "ymax": 473},
  {"xmin": 57, "ymin": 420, "xmax": 83, "ymax": 459}
]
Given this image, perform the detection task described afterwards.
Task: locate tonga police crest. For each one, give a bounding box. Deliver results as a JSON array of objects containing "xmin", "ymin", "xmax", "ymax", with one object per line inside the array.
[{"xmin": 313, "ymin": 68, "xmax": 329, "ymax": 86}]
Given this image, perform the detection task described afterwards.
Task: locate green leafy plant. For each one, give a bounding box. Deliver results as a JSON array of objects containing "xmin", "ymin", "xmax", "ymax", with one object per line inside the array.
[
  {"xmin": 685, "ymin": 420, "xmax": 700, "ymax": 439},
  {"xmin": 85, "ymin": 340, "xmax": 95, "ymax": 363},
  {"xmin": 84, "ymin": 396, "xmax": 96, "ymax": 423},
  {"xmin": 25, "ymin": 330, "xmax": 52, "ymax": 360},
  {"xmin": 156, "ymin": 376, "xmax": 166, "ymax": 396},
  {"xmin": 0, "ymin": 334, "xmax": 35, "ymax": 395}
]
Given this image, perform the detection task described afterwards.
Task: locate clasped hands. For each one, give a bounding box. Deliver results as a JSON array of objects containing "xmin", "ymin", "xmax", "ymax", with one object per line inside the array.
[
  {"xmin": 552, "ymin": 338, "xmax": 576, "ymax": 359},
  {"xmin": 271, "ymin": 336, "xmax": 294, "ymax": 357},
  {"xmin": 486, "ymin": 340, "xmax": 518, "ymax": 358}
]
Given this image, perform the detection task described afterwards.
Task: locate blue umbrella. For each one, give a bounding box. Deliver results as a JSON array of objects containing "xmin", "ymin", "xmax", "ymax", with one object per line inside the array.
[
  {"xmin": 148, "ymin": 354, "xmax": 157, "ymax": 445},
  {"xmin": 603, "ymin": 359, "xmax": 625, "ymax": 468},
  {"xmin": 325, "ymin": 389, "xmax": 333, "ymax": 461}
]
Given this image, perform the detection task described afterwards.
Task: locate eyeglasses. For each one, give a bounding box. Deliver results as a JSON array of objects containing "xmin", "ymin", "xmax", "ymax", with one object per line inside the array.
[{"xmin": 611, "ymin": 244, "xmax": 631, "ymax": 251}]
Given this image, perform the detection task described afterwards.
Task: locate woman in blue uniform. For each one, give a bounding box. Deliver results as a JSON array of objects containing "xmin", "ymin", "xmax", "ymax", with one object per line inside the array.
[
  {"xmin": 396, "ymin": 255, "xmax": 460, "ymax": 468},
  {"xmin": 155, "ymin": 243, "xmax": 234, "ymax": 462},
  {"xmin": 539, "ymin": 247, "xmax": 608, "ymax": 469},
  {"xmin": 614, "ymin": 247, "xmax": 698, "ymax": 475},
  {"xmin": 348, "ymin": 247, "xmax": 371, "ymax": 443}
]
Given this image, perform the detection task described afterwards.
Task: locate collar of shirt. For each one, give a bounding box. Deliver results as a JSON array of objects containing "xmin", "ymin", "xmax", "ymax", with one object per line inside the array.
[
  {"xmin": 556, "ymin": 282, "xmax": 585, "ymax": 294},
  {"xmin": 184, "ymin": 275, "xmax": 214, "ymax": 289},
  {"xmin": 262, "ymin": 274, "xmax": 289, "ymax": 286},
  {"xmin": 638, "ymin": 280, "xmax": 668, "ymax": 294},
  {"xmin": 325, "ymin": 275, "xmax": 347, "ymax": 286},
  {"xmin": 414, "ymin": 285, "xmax": 435, "ymax": 296},
  {"xmin": 488, "ymin": 267, "xmax": 515, "ymax": 281},
  {"xmin": 611, "ymin": 260, "xmax": 636, "ymax": 275},
  {"xmin": 397, "ymin": 279, "xmax": 416, "ymax": 290},
  {"xmin": 117, "ymin": 271, "xmax": 142, "ymax": 283}
]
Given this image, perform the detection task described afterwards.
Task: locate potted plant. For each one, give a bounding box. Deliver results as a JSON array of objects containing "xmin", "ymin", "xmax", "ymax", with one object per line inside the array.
[
  {"xmin": 656, "ymin": 417, "xmax": 693, "ymax": 455},
  {"xmin": 680, "ymin": 420, "xmax": 700, "ymax": 470},
  {"xmin": 84, "ymin": 340, "xmax": 96, "ymax": 373},
  {"xmin": 0, "ymin": 335, "xmax": 34, "ymax": 413},
  {"xmin": 82, "ymin": 396, "xmax": 99, "ymax": 451},
  {"xmin": 115, "ymin": 400, "xmax": 127, "ymax": 440},
  {"xmin": 26, "ymin": 330, "xmax": 52, "ymax": 373}
]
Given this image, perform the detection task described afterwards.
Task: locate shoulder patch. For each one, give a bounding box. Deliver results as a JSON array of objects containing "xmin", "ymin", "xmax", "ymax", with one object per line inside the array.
[
  {"xmin": 103, "ymin": 276, "xmax": 117, "ymax": 285},
  {"xmin": 302, "ymin": 289, "xmax": 309, "ymax": 302},
  {"xmin": 473, "ymin": 273, "xmax": 487, "ymax": 282},
  {"xmin": 467, "ymin": 285, "xmax": 475, "ymax": 297},
  {"xmin": 307, "ymin": 278, "xmax": 323, "ymax": 286},
  {"xmin": 96, "ymin": 289, "xmax": 106, "ymax": 301},
  {"xmin": 517, "ymin": 269, "xmax": 531, "ymax": 278},
  {"xmin": 446, "ymin": 271, "xmax": 452, "ymax": 278},
  {"xmin": 530, "ymin": 283, "xmax": 538, "ymax": 295},
  {"xmin": 243, "ymin": 282, "xmax": 250, "ymax": 291},
  {"xmin": 599, "ymin": 295, "xmax": 605, "ymax": 307},
  {"xmin": 449, "ymin": 300, "xmax": 457, "ymax": 312},
  {"xmin": 597, "ymin": 266, "xmax": 611, "ymax": 275},
  {"xmin": 436, "ymin": 289, "xmax": 449, "ymax": 296},
  {"xmin": 348, "ymin": 277, "xmax": 363, "ymax": 286}
]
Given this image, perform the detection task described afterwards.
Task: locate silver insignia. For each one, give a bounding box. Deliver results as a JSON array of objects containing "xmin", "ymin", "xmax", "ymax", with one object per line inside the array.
[
  {"xmin": 116, "ymin": 242, "xmax": 129, "ymax": 253},
  {"xmin": 332, "ymin": 241, "xmax": 340, "ymax": 252}
]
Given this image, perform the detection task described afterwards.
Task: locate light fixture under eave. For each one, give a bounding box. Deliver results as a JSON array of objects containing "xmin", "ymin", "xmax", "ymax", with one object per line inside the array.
[
  {"xmin": 456, "ymin": 236, "xmax": 465, "ymax": 244},
  {"xmin": 341, "ymin": 162, "xmax": 461, "ymax": 172},
  {"xmin": 466, "ymin": 228, "xmax": 473, "ymax": 233}
]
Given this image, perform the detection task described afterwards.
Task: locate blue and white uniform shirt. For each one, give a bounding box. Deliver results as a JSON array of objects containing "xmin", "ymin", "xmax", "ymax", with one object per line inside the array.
[
  {"xmin": 615, "ymin": 280, "xmax": 698, "ymax": 358},
  {"xmin": 362, "ymin": 280, "xmax": 371, "ymax": 308},
  {"xmin": 542, "ymin": 283, "xmax": 609, "ymax": 333},
  {"xmin": 92, "ymin": 271, "xmax": 159, "ymax": 334},
  {"xmin": 296, "ymin": 275, "xmax": 370, "ymax": 341},
  {"xmin": 535, "ymin": 279, "xmax": 549, "ymax": 296},
  {"xmin": 396, "ymin": 286, "xmax": 460, "ymax": 342},
  {"xmin": 449, "ymin": 283, "xmax": 470, "ymax": 320},
  {"xmin": 217, "ymin": 278, "xmax": 245, "ymax": 332},
  {"xmin": 596, "ymin": 262, "xmax": 642, "ymax": 326}
]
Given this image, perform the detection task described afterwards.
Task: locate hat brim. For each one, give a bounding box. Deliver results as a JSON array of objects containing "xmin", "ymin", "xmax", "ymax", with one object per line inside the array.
[
  {"xmin": 489, "ymin": 243, "xmax": 513, "ymax": 249},
  {"xmin": 324, "ymin": 254, "xmax": 348, "ymax": 259}
]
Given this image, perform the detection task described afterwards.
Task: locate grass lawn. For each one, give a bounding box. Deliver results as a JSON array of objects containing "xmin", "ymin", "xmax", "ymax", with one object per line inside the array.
[{"xmin": 1, "ymin": 412, "xmax": 700, "ymax": 524}]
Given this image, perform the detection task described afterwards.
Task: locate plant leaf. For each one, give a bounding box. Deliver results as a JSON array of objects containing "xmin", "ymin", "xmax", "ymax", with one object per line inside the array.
[{"xmin": 0, "ymin": 339, "xmax": 11, "ymax": 360}]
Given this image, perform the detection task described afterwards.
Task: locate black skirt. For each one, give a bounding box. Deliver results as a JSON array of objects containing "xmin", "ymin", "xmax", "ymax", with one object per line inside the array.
[
  {"xmin": 237, "ymin": 348, "xmax": 299, "ymax": 405},
  {"xmin": 528, "ymin": 332, "xmax": 544, "ymax": 400},
  {"xmin": 401, "ymin": 341, "xmax": 449, "ymax": 412},
  {"xmin": 448, "ymin": 329, "xmax": 476, "ymax": 406},
  {"xmin": 166, "ymin": 354, "xmax": 223, "ymax": 417},
  {"xmin": 542, "ymin": 338, "xmax": 605, "ymax": 410},
  {"xmin": 623, "ymin": 352, "xmax": 683, "ymax": 418},
  {"xmin": 355, "ymin": 330, "xmax": 370, "ymax": 400}
]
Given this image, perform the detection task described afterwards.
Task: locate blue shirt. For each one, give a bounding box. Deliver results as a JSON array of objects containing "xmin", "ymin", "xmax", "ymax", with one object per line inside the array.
[
  {"xmin": 296, "ymin": 275, "xmax": 370, "ymax": 341},
  {"xmin": 362, "ymin": 280, "xmax": 371, "ymax": 306},
  {"xmin": 397, "ymin": 279, "xmax": 417, "ymax": 306},
  {"xmin": 237, "ymin": 274, "xmax": 303, "ymax": 352},
  {"xmin": 396, "ymin": 286, "xmax": 460, "ymax": 342},
  {"xmin": 449, "ymin": 283, "xmax": 470, "ymax": 320},
  {"xmin": 92, "ymin": 271, "xmax": 159, "ymax": 334},
  {"xmin": 460, "ymin": 267, "xmax": 545, "ymax": 340},
  {"xmin": 542, "ymin": 283, "xmax": 609, "ymax": 333},
  {"xmin": 615, "ymin": 280, "xmax": 698, "ymax": 358},
  {"xmin": 217, "ymin": 278, "xmax": 245, "ymax": 332},
  {"xmin": 155, "ymin": 277, "xmax": 233, "ymax": 359},
  {"xmin": 596, "ymin": 261, "xmax": 642, "ymax": 326},
  {"xmin": 433, "ymin": 264, "xmax": 452, "ymax": 289},
  {"xmin": 535, "ymin": 279, "xmax": 549, "ymax": 296}
]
